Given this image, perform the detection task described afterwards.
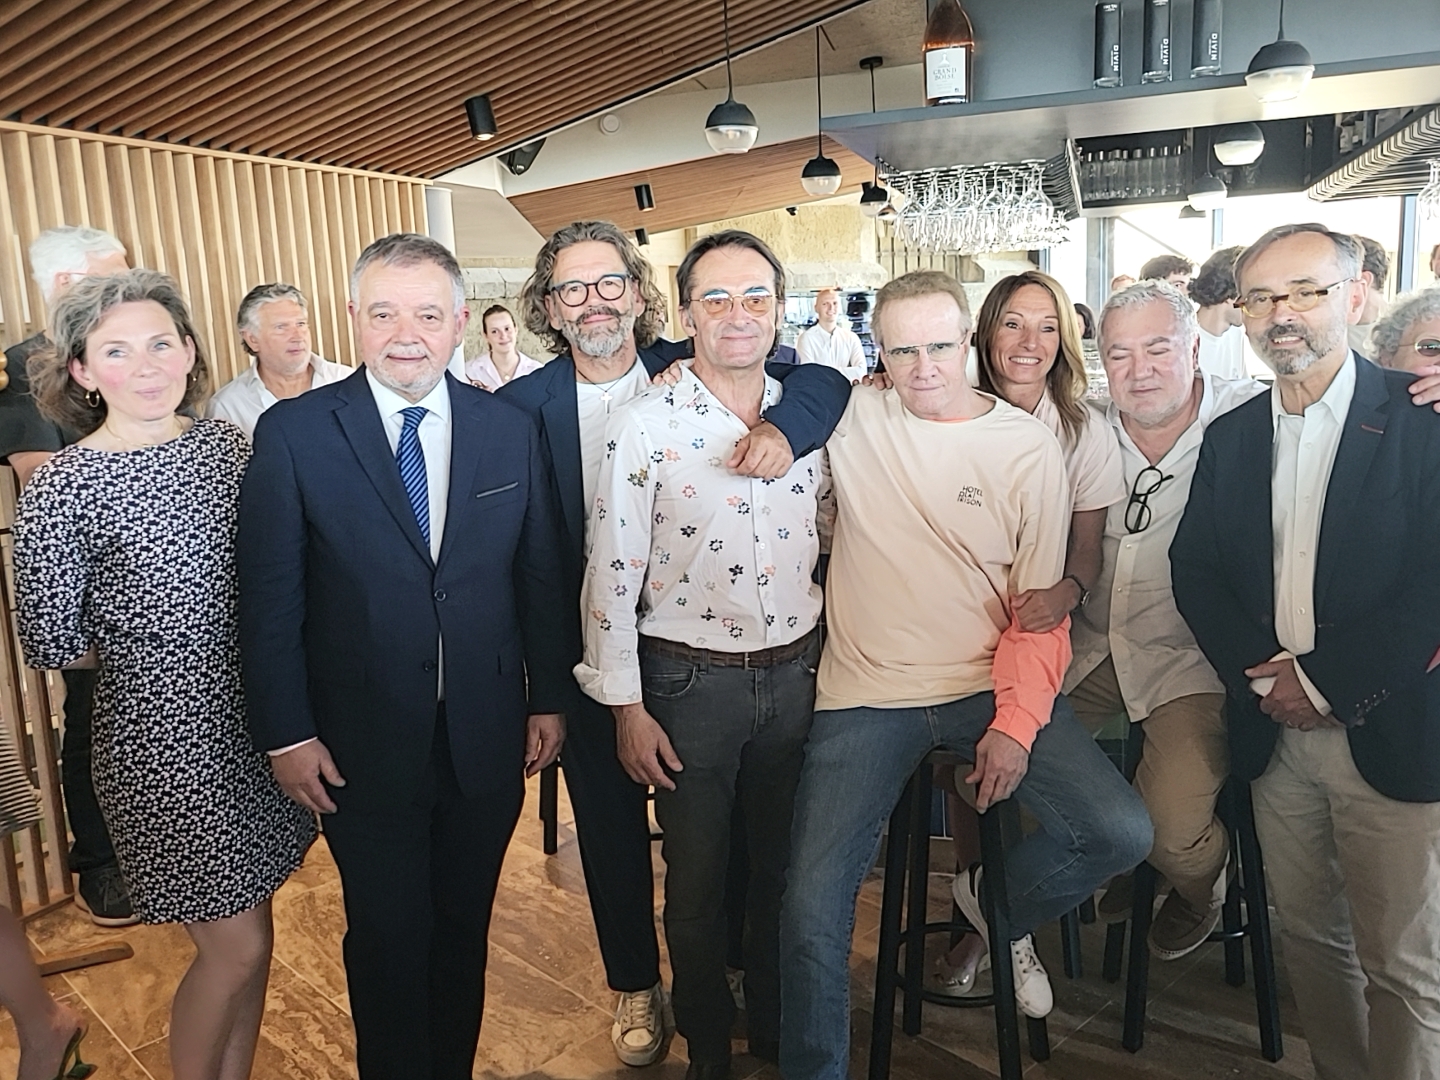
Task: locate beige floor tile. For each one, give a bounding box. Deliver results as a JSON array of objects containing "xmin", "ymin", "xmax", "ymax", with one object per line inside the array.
[
  {"xmin": 0, "ymin": 994, "xmax": 155, "ymax": 1080},
  {"xmin": 271, "ymin": 878, "xmax": 350, "ymax": 1009},
  {"xmin": 475, "ymin": 943, "xmax": 612, "ymax": 1075}
]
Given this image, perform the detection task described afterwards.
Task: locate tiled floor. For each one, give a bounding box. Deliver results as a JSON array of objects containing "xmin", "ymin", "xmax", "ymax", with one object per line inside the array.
[{"xmin": 2, "ymin": 776, "xmax": 1315, "ymax": 1078}]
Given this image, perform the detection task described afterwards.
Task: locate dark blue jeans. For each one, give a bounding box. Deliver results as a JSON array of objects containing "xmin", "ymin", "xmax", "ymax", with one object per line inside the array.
[
  {"xmin": 642, "ymin": 631, "xmax": 821, "ymax": 1065},
  {"xmin": 778, "ymin": 693, "xmax": 1153, "ymax": 1080}
]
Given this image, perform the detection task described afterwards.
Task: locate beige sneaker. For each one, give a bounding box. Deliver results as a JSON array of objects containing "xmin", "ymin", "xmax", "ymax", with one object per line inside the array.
[
  {"xmin": 612, "ymin": 983, "xmax": 673, "ymax": 1066},
  {"xmin": 1148, "ymin": 889, "xmax": 1222, "ymax": 961}
]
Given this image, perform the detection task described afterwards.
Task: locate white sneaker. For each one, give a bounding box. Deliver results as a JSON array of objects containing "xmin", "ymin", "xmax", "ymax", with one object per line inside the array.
[
  {"xmin": 612, "ymin": 982, "xmax": 673, "ymax": 1066},
  {"xmin": 951, "ymin": 863, "xmax": 1054, "ymax": 1019}
]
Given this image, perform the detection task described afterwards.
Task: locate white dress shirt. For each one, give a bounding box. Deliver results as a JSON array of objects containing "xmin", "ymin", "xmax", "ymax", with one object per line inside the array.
[
  {"xmin": 796, "ymin": 322, "xmax": 866, "ymax": 383},
  {"xmin": 206, "ymin": 353, "xmax": 351, "ymax": 439},
  {"xmin": 464, "ymin": 351, "xmax": 543, "ymax": 391},
  {"xmin": 576, "ymin": 358, "xmax": 652, "ymax": 536},
  {"xmin": 1066, "ymin": 374, "xmax": 1268, "ymax": 717},
  {"xmin": 575, "ymin": 366, "xmax": 827, "ymax": 706},
  {"xmin": 1259, "ymin": 355, "xmax": 1357, "ymax": 714}
]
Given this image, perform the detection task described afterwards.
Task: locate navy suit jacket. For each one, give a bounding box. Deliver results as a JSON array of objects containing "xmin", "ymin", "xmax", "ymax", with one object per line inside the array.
[
  {"xmin": 237, "ymin": 369, "xmax": 577, "ymax": 807},
  {"xmin": 1172, "ymin": 356, "xmax": 1440, "ymax": 802},
  {"xmin": 496, "ymin": 342, "xmax": 851, "ymax": 609}
]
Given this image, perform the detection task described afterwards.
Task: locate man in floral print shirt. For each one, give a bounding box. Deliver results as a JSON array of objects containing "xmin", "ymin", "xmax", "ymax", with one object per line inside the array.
[{"xmin": 576, "ymin": 231, "xmax": 826, "ymax": 1080}]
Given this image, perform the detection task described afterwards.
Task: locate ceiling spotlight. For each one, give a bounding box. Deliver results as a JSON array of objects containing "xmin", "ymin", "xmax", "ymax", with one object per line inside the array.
[
  {"xmin": 877, "ymin": 202, "xmax": 899, "ymax": 223},
  {"xmin": 859, "ymin": 181, "xmax": 889, "ymax": 218},
  {"xmin": 636, "ymin": 227, "xmax": 650, "ymax": 246},
  {"xmin": 1245, "ymin": 0, "xmax": 1313, "ymax": 102},
  {"xmin": 635, "ymin": 183, "xmax": 655, "ymax": 212},
  {"xmin": 800, "ymin": 28, "xmax": 843, "ymax": 196},
  {"xmin": 1212, "ymin": 122, "xmax": 1266, "ymax": 166},
  {"xmin": 1187, "ymin": 171, "xmax": 1228, "ymax": 211},
  {"xmin": 704, "ymin": 0, "xmax": 759, "ymax": 154},
  {"xmin": 464, "ymin": 94, "xmax": 497, "ymax": 141}
]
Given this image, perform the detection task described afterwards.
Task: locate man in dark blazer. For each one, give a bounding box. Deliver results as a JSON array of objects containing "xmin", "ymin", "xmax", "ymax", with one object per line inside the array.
[
  {"xmin": 1172, "ymin": 223, "xmax": 1440, "ymax": 1080},
  {"xmin": 498, "ymin": 221, "xmax": 849, "ymax": 1066},
  {"xmin": 238, "ymin": 233, "xmax": 577, "ymax": 1080}
]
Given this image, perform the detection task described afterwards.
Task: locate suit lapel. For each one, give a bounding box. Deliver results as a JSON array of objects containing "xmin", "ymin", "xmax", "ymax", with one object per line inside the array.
[
  {"xmin": 540, "ymin": 358, "xmax": 586, "ymax": 554},
  {"xmin": 437, "ymin": 375, "xmax": 486, "ymax": 576},
  {"xmin": 1230, "ymin": 393, "xmax": 1278, "ymax": 624},
  {"xmin": 334, "ymin": 369, "xmax": 434, "ymax": 567},
  {"xmin": 1315, "ymin": 355, "xmax": 1389, "ymax": 614}
]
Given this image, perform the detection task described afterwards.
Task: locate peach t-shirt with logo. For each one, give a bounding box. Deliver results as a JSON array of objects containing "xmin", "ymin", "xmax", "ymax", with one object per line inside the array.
[{"xmin": 818, "ymin": 386, "xmax": 1070, "ymax": 743}]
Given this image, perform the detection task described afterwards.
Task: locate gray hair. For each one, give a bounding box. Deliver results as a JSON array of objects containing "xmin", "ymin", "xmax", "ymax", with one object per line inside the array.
[
  {"xmin": 236, "ymin": 282, "xmax": 308, "ymax": 356},
  {"xmin": 1098, "ymin": 279, "xmax": 1200, "ymax": 353},
  {"xmin": 1370, "ymin": 287, "xmax": 1440, "ymax": 367},
  {"xmin": 1234, "ymin": 223, "xmax": 1363, "ymax": 290},
  {"xmin": 29, "ymin": 226, "xmax": 126, "ymax": 303},
  {"xmin": 350, "ymin": 233, "xmax": 465, "ymax": 313}
]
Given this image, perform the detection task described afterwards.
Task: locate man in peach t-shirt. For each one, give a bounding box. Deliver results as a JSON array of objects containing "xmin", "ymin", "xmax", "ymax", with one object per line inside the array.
[{"xmin": 778, "ymin": 270, "xmax": 1153, "ymax": 1080}]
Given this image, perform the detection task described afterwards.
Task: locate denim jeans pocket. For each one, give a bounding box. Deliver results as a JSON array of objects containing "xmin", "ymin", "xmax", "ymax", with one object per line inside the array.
[{"xmin": 642, "ymin": 663, "xmax": 700, "ymax": 701}]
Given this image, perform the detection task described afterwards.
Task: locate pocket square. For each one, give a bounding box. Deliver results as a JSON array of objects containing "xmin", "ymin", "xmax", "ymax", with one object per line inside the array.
[{"xmin": 475, "ymin": 481, "xmax": 520, "ymax": 499}]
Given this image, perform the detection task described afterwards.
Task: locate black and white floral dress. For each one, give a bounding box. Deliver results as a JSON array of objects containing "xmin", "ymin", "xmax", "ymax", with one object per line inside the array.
[{"xmin": 13, "ymin": 418, "xmax": 315, "ymax": 923}]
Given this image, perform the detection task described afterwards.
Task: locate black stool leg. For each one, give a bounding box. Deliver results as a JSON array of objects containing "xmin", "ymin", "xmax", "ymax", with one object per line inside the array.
[
  {"xmin": 901, "ymin": 762, "xmax": 932, "ymax": 1036},
  {"xmin": 1102, "ymin": 921, "xmax": 1126, "ymax": 982},
  {"xmin": 539, "ymin": 761, "xmax": 559, "ymax": 855},
  {"xmin": 1122, "ymin": 860, "xmax": 1157, "ymax": 1053},
  {"xmin": 1079, "ymin": 896, "xmax": 1097, "ymax": 924},
  {"xmin": 867, "ymin": 774, "xmax": 915, "ymax": 1080},
  {"xmin": 1235, "ymin": 783, "xmax": 1284, "ymax": 1063},
  {"xmin": 1060, "ymin": 908, "xmax": 1084, "ymax": 979},
  {"xmin": 978, "ymin": 804, "xmax": 1024, "ymax": 1080}
]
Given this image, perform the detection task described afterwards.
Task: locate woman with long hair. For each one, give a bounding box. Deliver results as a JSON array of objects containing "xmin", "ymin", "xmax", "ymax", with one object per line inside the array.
[{"xmin": 13, "ymin": 269, "xmax": 316, "ymax": 1080}]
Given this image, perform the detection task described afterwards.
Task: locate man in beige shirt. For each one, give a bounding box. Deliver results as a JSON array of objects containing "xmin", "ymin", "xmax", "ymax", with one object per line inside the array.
[{"xmin": 778, "ymin": 270, "xmax": 1152, "ymax": 1080}]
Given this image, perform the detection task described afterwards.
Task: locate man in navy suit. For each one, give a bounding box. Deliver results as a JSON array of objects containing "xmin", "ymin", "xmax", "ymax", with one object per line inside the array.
[
  {"xmin": 237, "ymin": 234, "xmax": 576, "ymax": 1080},
  {"xmin": 1172, "ymin": 223, "xmax": 1440, "ymax": 1080},
  {"xmin": 499, "ymin": 221, "xmax": 849, "ymax": 1066}
]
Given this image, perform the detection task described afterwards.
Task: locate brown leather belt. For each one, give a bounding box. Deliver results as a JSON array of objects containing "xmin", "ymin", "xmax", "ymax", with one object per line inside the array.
[{"xmin": 640, "ymin": 627, "xmax": 817, "ymax": 670}]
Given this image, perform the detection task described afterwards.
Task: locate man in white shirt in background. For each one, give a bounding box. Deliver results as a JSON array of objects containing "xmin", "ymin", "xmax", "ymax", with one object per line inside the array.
[
  {"xmin": 1348, "ymin": 236, "xmax": 1389, "ymax": 360},
  {"xmin": 207, "ymin": 282, "xmax": 350, "ymax": 439},
  {"xmin": 796, "ymin": 288, "xmax": 866, "ymax": 383},
  {"xmin": 577, "ymin": 230, "xmax": 827, "ymax": 1080},
  {"xmin": 1067, "ymin": 280, "xmax": 1266, "ymax": 961},
  {"xmin": 1191, "ymin": 246, "xmax": 1249, "ymax": 382}
]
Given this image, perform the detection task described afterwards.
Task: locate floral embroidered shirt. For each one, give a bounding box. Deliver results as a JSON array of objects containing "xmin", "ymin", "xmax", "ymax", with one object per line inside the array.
[{"xmin": 575, "ymin": 365, "xmax": 828, "ymax": 706}]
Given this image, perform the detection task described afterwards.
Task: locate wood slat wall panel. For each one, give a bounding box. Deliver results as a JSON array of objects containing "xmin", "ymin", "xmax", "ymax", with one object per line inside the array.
[
  {"xmin": 0, "ymin": 121, "xmax": 428, "ymax": 387},
  {"xmin": 0, "ymin": 122, "xmax": 428, "ymax": 914},
  {"xmin": 0, "ymin": 0, "xmax": 866, "ymax": 177}
]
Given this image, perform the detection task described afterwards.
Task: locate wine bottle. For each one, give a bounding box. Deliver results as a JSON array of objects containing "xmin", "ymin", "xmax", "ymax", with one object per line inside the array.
[
  {"xmin": 1142, "ymin": 0, "xmax": 1172, "ymax": 84},
  {"xmin": 1191, "ymin": 0, "xmax": 1222, "ymax": 76},
  {"xmin": 1094, "ymin": 3, "xmax": 1122, "ymax": 88},
  {"xmin": 923, "ymin": 0, "xmax": 975, "ymax": 106}
]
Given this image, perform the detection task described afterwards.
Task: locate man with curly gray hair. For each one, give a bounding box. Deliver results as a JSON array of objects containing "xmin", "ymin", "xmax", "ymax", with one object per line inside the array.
[
  {"xmin": 1369, "ymin": 287, "xmax": 1440, "ymax": 373},
  {"xmin": 499, "ymin": 220, "xmax": 850, "ymax": 1067}
]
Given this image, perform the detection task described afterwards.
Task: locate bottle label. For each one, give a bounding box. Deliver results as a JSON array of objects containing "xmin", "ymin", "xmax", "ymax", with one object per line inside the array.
[{"xmin": 926, "ymin": 46, "xmax": 969, "ymax": 102}]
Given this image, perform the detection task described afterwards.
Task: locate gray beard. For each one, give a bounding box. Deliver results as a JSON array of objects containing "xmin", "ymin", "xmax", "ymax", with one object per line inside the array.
[
  {"xmin": 1254, "ymin": 319, "xmax": 1345, "ymax": 377},
  {"xmin": 564, "ymin": 308, "xmax": 636, "ymax": 359}
]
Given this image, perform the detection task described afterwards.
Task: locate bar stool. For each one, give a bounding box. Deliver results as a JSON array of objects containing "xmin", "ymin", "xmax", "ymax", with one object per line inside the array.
[
  {"xmin": 1105, "ymin": 775, "xmax": 1283, "ymax": 1061},
  {"xmin": 869, "ymin": 749, "xmax": 1050, "ymax": 1080}
]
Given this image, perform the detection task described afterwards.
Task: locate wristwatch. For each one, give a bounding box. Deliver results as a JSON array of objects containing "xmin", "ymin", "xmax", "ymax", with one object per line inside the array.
[{"xmin": 1063, "ymin": 573, "xmax": 1091, "ymax": 610}]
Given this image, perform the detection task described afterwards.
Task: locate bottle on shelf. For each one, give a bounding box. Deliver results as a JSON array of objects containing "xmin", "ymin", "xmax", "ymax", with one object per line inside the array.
[
  {"xmin": 1093, "ymin": 2, "xmax": 1123, "ymax": 88},
  {"xmin": 1157, "ymin": 146, "xmax": 1171, "ymax": 196},
  {"xmin": 1124, "ymin": 149, "xmax": 1141, "ymax": 199},
  {"xmin": 1142, "ymin": 0, "xmax": 1172, "ymax": 83},
  {"xmin": 1191, "ymin": 0, "xmax": 1222, "ymax": 76},
  {"xmin": 923, "ymin": 0, "xmax": 975, "ymax": 105},
  {"xmin": 1142, "ymin": 146, "xmax": 1159, "ymax": 197}
]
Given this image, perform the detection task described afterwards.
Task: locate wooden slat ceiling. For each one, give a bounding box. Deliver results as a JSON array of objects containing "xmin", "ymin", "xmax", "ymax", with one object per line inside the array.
[
  {"xmin": 508, "ymin": 136, "xmax": 872, "ymax": 237},
  {"xmin": 0, "ymin": 0, "xmax": 870, "ymax": 179}
]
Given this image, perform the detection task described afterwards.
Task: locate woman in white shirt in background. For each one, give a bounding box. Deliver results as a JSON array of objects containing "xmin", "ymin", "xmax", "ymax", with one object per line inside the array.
[{"xmin": 465, "ymin": 304, "xmax": 542, "ymax": 390}]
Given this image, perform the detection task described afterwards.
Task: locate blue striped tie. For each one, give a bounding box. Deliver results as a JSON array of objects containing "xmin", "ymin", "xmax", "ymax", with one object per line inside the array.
[{"xmin": 396, "ymin": 406, "xmax": 430, "ymax": 548}]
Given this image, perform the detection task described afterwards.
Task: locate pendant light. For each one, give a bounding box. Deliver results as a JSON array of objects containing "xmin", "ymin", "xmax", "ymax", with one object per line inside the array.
[
  {"xmin": 464, "ymin": 95, "xmax": 497, "ymax": 141},
  {"xmin": 704, "ymin": 0, "xmax": 759, "ymax": 154},
  {"xmin": 858, "ymin": 56, "xmax": 889, "ymax": 217},
  {"xmin": 1245, "ymin": 0, "xmax": 1314, "ymax": 103},
  {"xmin": 1212, "ymin": 122, "xmax": 1266, "ymax": 166},
  {"xmin": 1187, "ymin": 130, "xmax": 1228, "ymax": 210},
  {"xmin": 800, "ymin": 28, "xmax": 842, "ymax": 196}
]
